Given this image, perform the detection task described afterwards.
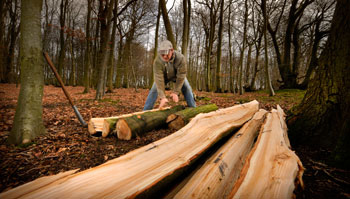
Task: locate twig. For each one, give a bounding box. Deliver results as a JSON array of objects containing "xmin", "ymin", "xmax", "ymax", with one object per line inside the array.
[{"xmin": 322, "ymin": 169, "xmax": 350, "ymax": 187}]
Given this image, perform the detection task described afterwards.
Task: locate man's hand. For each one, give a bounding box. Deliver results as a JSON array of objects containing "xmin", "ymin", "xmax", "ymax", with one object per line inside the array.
[
  {"xmin": 159, "ymin": 98, "xmax": 169, "ymax": 109},
  {"xmin": 170, "ymin": 93, "xmax": 179, "ymax": 103}
]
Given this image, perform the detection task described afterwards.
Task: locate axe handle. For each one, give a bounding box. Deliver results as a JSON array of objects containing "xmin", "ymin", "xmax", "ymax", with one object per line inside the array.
[{"xmin": 43, "ymin": 52, "xmax": 87, "ymax": 127}]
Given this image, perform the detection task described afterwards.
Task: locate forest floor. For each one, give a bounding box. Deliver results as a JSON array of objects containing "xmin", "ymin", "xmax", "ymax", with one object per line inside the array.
[{"xmin": 0, "ymin": 84, "xmax": 349, "ymax": 198}]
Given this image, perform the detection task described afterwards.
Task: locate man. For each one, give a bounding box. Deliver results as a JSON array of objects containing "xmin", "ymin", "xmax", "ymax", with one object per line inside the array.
[{"xmin": 143, "ymin": 40, "xmax": 196, "ymax": 110}]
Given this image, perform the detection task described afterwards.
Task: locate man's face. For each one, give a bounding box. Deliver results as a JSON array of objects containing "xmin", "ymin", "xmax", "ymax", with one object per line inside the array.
[{"xmin": 160, "ymin": 49, "xmax": 173, "ymax": 62}]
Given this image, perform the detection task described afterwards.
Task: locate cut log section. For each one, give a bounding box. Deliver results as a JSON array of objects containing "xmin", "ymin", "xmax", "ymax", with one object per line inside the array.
[
  {"xmin": 166, "ymin": 104, "xmax": 218, "ymax": 130},
  {"xmin": 0, "ymin": 100, "xmax": 259, "ymax": 199},
  {"xmin": 116, "ymin": 105, "xmax": 185, "ymax": 140},
  {"xmin": 228, "ymin": 106, "xmax": 304, "ymax": 199},
  {"xmin": 87, "ymin": 107, "xmax": 170, "ymax": 136},
  {"xmin": 101, "ymin": 107, "xmax": 172, "ymax": 137},
  {"xmin": 173, "ymin": 109, "xmax": 267, "ymax": 199}
]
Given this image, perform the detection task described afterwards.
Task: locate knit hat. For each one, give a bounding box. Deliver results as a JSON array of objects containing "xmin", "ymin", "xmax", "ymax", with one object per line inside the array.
[{"xmin": 158, "ymin": 40, "xmax": 173, "ymax": 55}]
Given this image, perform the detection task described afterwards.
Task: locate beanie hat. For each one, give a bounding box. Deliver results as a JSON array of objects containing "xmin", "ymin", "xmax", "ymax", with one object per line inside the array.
[{"xmin": 158, "ymin": 40, "xmax": 173, "ymax": 55}]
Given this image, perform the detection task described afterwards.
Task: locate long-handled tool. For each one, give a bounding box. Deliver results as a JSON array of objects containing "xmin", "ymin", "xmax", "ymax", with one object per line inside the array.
[{"xmin": 43, "ymin": 52, "xmax": 88, "ymax": 127}]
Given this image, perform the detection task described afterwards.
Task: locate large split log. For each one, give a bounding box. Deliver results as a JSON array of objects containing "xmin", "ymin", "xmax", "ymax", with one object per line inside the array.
[
  {"xmin": 166, "ymin": 104, "xmax": 218, "ymax": 130},
  {"xmin": 87, "ymin": 107, "xmax": 170, "ymax": 136},
  {"xmin": 116, "ymin": 105, "xmax": 185, "ymax": 140},
  {"xmin": 0, "ymin": 100, "xmax": 259, "ymax": 199},
  {"xmin": 228, "ymin": 106, "xmax": 304, "ymax": 199},
  {"xmin": 173, "ymin": 109, "xmax": 267, "ymax": 199}
]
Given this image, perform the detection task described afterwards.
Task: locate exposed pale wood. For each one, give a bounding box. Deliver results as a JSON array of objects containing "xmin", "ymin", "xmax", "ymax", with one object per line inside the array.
[
  {"xmin": 87, "ymin": 107, "xmax": 170, "ymax": 136},
  {"xmin": 0, "ymin": 169, "xmax": 78, "ymax": 199},
  {"xmin": 228, "ymin": 106, "xmax": 304, "ymax": 199},
  {"xmin": 0, "ymin": 100, "xmax": 259, "ymax": 199},
  {"xmin": 166, "ymin": 104, "xmax": 218, "ymax": 130},
  {"xmin": 174, "ymin": 109, "xmax": 267, "ymax": 199},
  {"xmin": 116, "ymin": 105, "xmax": 185, "ymax": 140}
]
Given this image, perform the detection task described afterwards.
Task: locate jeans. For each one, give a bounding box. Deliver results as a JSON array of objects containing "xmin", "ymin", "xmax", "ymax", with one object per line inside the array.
[{"xmin": 143, "ymin": 78, "xmax": 196, "ymax": 110}]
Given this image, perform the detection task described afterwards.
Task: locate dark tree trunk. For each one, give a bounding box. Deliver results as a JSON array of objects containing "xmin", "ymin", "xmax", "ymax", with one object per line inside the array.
[
  {"xmin": 9, "ymin": 0, "xmax": 46, "ymax": 144},
  {"xmin": 288, "ymin": 0, "xmax": 350, "ymax": 167}
]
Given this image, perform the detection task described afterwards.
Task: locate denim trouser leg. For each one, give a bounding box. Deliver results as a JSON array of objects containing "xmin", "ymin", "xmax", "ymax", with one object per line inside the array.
[
  {"xmin": 143, "ymin": 78, "xmax": 196, "ymax": 111},
  {"xmin": 143, "ymin": 82, "xmax": 158, "ymax": 111},
  {"xmin": 181, "ymin": 78, "xmax": 196, "ymax": 108}
]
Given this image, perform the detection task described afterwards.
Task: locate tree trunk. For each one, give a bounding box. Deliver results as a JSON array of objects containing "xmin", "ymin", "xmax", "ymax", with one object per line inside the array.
[
  {"xmin": 1, "ymin": 101, "xmax": 259, "ymax": 199},
  {"xmin": 95, "ymin": 0, "xmax": 114, "ymax": 100},
  {"xmin": 166, "ymin": 104, "xmax": 218, "ymax": 130},
  {"xmin": 239, "ymin": 0, "xmax": 248, "ymax": 95},
  {"xmin": 174, "ymin": 109, "xmax": 267, "ymax": 199},
  {"xmin": 0, "ymin": 0, "xmax": 5, "ymax": 82},
  {"xmin": 159, "ymin": 0, "xmax": 177, "ymax": 49},
  {"xmin": 262, "ymin": 0, "xmax": 275, "ymax": 96},
  {"xmin": 9, "ymin": 0, "xmax": 46, "ymax": 144},
  {"xmin": 181, "ymin": 0, "xmax": 190, "ymax": 58},
  {"xmin": 229, "ymin": 107, "xmax": 304, "ymax": 198},
  {"xmin": 288, "ymin": 0, "xmax": 350, "ymax": 167},
  {"xmin": 57, "ymin": 0, "xmax": 68, "ymax": 85},
  {"xmin": 116, "ymin": 105, "xmax": 185, "ymax": 140},
  {"xmin": 106, "ymin": 0, "xmax": 118, "ymax": 93},
  {"xmin": 215, "ymin": 0, "xmax": 224, "ymax": 93},
  {"xmin": 83, "ymin": 0, "xmax": 93, "ymax": 93}
]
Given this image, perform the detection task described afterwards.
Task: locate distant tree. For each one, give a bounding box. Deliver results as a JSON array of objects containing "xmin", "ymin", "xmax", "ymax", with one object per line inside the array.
[
  {"xmin": 288, "ymin": 0, "xmax": 350, "ymax": 167},
  {"xmin": 83, "ymin": 0, "xmax": 93, "ymax": 93},
  {"xmin": 9, "ymin": 0, "xmax": 46, "ymax": 144},
  {"xmin": 215, "ymin": 0, "xmax": 224, "ymax": 93},
  {"xmin": 159, "ymin": 0, "xmax": 177, "ymax": 49},
  {"xmin": 95, "ymin": 0, "xmax": 114, "ymax": 100},
  {"xmin": 261, "ymin": 0, "xmax": 275, "ymax": 96}
]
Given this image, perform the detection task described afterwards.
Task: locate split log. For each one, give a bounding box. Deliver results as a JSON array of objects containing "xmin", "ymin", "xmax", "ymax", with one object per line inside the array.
[
  {"xmin": 166, "ymin": 104, "xmax": 218, "ymax": 130},
  {"xmin": 101, "ymin": 107, "xmax": 171, "ymax": 137},
  {"xmin": 116, "ymin": 105, "xmax": 185, "ymax": 140},
  {"xmin": 173, "ymin": 109, "xmax": 267, "ymax": 199},
  {"xmin": 87, "ymin": 107, "xmax": 170, "ymax": 136},
  {"xmin": 228, "ymin": 106, "xmax": 304, "ymax": 199},
  {"xmin": 0, "ymin": 100, "xmax": 259, "ymax": 199}
]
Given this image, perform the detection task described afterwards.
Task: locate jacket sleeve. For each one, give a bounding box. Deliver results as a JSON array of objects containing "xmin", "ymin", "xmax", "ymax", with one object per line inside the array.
[
  {"xmin": 153, "ymin": 58, "xmax": 166, "ymax": 99},
  {"xmin": 173, "ymin": 55, "xmax": 187, "ymax": 94}
]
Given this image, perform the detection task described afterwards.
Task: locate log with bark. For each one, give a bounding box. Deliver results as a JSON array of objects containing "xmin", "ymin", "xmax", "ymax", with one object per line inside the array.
[
  {"xmin": 0, "ymin": 100, "xmax": 259, "ymax": 199},
  {"xmin": 87, "ymin": 107, "xmax": 170, "ymax": 136},
  {"xmin": 116, "ymin": 105, "xmax": 185, "ymax": 140},
  {"xmin": 101, "ymin": 107, "xmax": 172, "ymax": 137},
  {"xmin": 166, "ymin": 104, "xmax": 219, "ymax": 130},
  {"xmin": 228, "ymin": 105, "xmax": 304, "ymax": 199},
  {"xmin": 173, "ymin": 109, "xmax": 267, "ymax": 199}
]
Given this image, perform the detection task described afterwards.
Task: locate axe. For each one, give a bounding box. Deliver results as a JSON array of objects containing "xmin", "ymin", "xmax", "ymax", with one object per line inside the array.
[{"xmin": 43, "ymin": 52, "xmax": 87, "ymax": 127}]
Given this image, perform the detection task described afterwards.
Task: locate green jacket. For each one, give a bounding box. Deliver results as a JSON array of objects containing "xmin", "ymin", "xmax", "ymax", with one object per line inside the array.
[{"xmin": 153, "ymin": 50, "xmax": 187, "ymax": 99}]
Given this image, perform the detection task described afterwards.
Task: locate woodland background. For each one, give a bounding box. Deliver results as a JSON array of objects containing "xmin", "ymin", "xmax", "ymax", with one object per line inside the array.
[{"xmin": 0, "ymin": 0, "xmax": 335, "ymax": 94}]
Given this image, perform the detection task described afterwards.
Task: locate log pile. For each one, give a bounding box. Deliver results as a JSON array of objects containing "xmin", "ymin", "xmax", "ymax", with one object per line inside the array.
[{"xmin": 0, "ymin": 100, "xmax": 304, "ymax": 199}]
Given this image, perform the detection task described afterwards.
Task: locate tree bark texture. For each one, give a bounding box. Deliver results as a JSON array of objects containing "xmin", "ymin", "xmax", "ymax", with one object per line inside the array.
[
  {"xmin": 166, "ymin": 104, "xmax": 218, "ymax": 130},
  {"xmin": 9, "ymin": 0, "xmax": 46, "ymax": 144},
  {"xmin": 116, "ymin": 105, "xmax": 185, "ymax": 140},
  {"xmin": 288, "ymin": 0, "xmax": 350, "ymax": 167}
]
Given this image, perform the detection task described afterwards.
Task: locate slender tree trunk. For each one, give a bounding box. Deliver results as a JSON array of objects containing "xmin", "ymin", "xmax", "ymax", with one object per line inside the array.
[
  {"xmin": 239, "ymin": 0, "xmax": 249, "ymax": 95},
  {"xmin": 106, "ymin": 0, "xmax": 118, "ymax": 93},
  {"xmin": 95, "ymin": 0, "xmax": 114, "ymax": 100},
  {"xmin": 262, "ymin": 0, "xmax": 275, "ymax": 96},
  {"xmin": 159, "ymin": 0, "xmax": 176, "ymax": 49},
  {"xmin": 9, "ymin": 0, "xmax": 46, "ymax": 144},
  {"xmin": 0, "ymin": 0, "xmax": 5, "ymax": 82},
  {"xmin": 181, "ymin": 0, "xmax": 190, "ymax": 58},
  {"xmin": 288, "ymin": 0, "xmax": 350, "ymax": 167},
  {"xmin": 57, "ymin": 0, "xmax": 68, "ymax": 85},
  {"xmin": 83, "ymin": 0, "xmax": 93, "ymax": 93},
  {"xmin": 228, "ymin": 2, "xmax": 234, "ymax": 93},
  {"xmin": 215, "ymin": 0, "xmax": 224, "ymax": 93}
]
